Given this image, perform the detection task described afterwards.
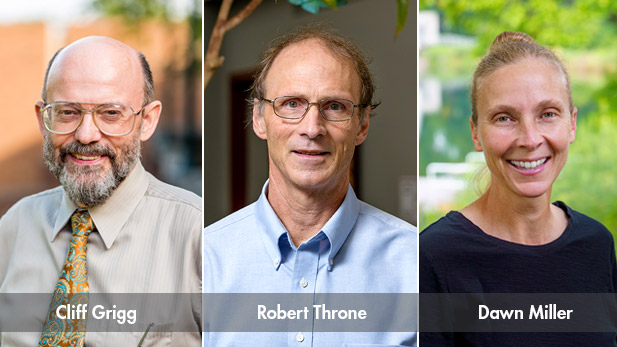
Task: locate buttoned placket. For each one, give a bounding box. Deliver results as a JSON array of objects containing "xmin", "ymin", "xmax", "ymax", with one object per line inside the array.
[{"xmin": 285, "ymin": 232, "xmax": 328, "ymax": 346}]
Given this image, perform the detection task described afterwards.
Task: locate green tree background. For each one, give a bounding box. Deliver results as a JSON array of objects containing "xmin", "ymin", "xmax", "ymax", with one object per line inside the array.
[{"xmin": 420, "ymin": 0, "xmax": 617, "ymax": 248}]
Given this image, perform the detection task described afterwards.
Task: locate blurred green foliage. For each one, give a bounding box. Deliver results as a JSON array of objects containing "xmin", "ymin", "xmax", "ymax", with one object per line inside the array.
[
  {"xmin": 419, "ymin": 87, "xmax": 475, "ymax": 176},
  {"xmin": 419, "ymin": 0, "xmax": 617, "ymax": 51},
  {"xmin": 91, "ymin": 0, "xmax": 202, "ymax": 66},
  {"xmin": 553, "ymin": 113, "xmax": 617, "ymax": 245},
  {"xmin": 421, "ymin": 45, "xmax": 476, "ymax": 81},
  {"xmin": 396, "ymin": 0, "xmax": 409, "ymax": 35},
  {"xmin": 92, "ymin": 0, "xmax": 171, "ymax": 21}
]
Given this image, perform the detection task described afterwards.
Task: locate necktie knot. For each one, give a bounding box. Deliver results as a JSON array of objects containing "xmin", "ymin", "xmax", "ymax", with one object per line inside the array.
[{"xmin": 71, "ymin": 209, "xmax": 93, "ymax": 238}]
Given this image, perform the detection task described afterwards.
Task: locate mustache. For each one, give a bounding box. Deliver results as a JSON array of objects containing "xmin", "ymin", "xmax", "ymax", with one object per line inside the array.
[{"xmin": 59, "ymin": 142, "xmax": 117, "ymax": 161}]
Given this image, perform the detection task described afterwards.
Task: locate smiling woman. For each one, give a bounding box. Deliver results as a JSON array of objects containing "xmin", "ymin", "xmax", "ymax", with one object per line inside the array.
[
  {"xmin": 419, "ymin": 32, "xmax": 617, "ymax": 346},
  {"xmin": 471, "ymin": 58, "xmax": 576, "ymax": 222}
]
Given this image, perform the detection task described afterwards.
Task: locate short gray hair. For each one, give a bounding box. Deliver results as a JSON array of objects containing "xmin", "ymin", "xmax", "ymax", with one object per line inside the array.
[{"xmin": 249, "ymin": 23, "xmax": 379, "ymax": 122}]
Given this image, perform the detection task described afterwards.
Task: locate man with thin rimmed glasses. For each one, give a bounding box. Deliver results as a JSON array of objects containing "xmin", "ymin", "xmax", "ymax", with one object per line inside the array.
[
  {"xmin": 204, "ymin": 25, "xmax": 417, "ymax": 346},
  {"xmin": 0, "ymin": 36, "xmax": 201, "ymax": 346}
]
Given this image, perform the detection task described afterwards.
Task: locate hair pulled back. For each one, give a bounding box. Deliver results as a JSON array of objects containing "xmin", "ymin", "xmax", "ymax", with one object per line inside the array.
[{"xmin": 471, "ymin": 31, "xmax": 573, "ymax": 124}]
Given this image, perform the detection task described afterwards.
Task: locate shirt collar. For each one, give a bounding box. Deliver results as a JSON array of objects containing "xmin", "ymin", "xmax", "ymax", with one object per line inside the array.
[
  {"xmin": 320, "ymin": 185, "xmax": 360, "ymax": 269},
  {"xmin": 255, "ymin": 181, "xmax": 288, "ymax": 271},
  {"xmin": 255, "ymin": 180, "xmax": 360, "ymax": 271},
  {"xmin": 51, "ymin": 162, "xmax": 149, "ymax": 249}
]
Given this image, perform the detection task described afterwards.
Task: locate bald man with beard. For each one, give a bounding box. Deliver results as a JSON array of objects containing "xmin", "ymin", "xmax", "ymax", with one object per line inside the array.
[{"xmin": 0, "ymin": 36, "xmax": 201, "ymax": 346}]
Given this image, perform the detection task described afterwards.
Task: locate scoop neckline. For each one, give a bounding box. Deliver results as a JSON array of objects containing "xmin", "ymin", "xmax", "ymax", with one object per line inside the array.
[{"xmin": 449, "ymin": 201, "xmax": 573, "ymax": 253}]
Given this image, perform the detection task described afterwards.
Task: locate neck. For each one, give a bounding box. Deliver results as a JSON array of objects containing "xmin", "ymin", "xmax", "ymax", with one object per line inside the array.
[
  {"xmin": 461, "ymin": 181, "xmax": 567, "ymax": 245},
  {"xmin": 267, "ymin": 176, "xmax": 349, "ymax": 247}
]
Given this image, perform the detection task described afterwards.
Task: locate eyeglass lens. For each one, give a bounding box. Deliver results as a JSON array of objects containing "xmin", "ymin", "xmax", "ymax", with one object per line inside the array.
[
  {"xmin": 43, "ymin": 103, "xmax": 136, "ymax": 136},
  {"xmin": 273, "ymin": 97, "xmax": 354, "ymax": 120}
]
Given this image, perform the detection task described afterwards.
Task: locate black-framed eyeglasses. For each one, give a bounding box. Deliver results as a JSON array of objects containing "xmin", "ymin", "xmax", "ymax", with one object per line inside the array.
[
  {"xmin": 41, "ymin": 101, "xmax": 147, "ymax": 137},
  {"xmin": 261, "ymin": 96, "xmax": 366, "ymax": 122}
]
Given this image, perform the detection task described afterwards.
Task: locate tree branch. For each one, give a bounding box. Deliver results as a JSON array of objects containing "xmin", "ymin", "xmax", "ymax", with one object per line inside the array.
[
  {"xmin": 205, "ymin": 0, "xmax": 263, "ymax": 90},
  {"xmin": 223, "ymin": 0, "xmax": 263, "ymax": 32}
]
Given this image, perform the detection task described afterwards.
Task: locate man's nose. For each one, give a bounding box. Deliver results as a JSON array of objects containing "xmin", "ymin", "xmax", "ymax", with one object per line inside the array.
[
  {"xmin": 73, "ymin": 111, "xmax": 103, "ymax": 144},
  {"xmin": 298, "ymin": 103, "xmax": 327, "ymax": 138}
]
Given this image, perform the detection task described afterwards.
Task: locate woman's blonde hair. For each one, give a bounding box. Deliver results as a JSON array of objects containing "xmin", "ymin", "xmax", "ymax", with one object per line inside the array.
[{"xmin": 470, "ymin": 31, "xmax": 574, "ymax": 124}]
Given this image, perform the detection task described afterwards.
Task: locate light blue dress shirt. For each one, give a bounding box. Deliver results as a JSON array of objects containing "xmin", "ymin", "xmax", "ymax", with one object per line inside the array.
[{"xmin": 204, "ymin": 182, "xmax": 417, "ymax": 346}]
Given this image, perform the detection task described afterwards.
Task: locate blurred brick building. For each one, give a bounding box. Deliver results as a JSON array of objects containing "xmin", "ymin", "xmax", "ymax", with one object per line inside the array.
[{"xmin": 0, "ymin": 18, "xmax": 202, "ymax": 215}]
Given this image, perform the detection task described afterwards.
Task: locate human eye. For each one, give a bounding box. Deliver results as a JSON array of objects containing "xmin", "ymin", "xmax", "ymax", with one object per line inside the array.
[
  {"xmin": 494, "ymin": 114, "xmax": 513, "ymax": 123},
  {"xmin": 541, "ymin": 111, "xmax": 556, "ymax": 118},
  {"xmin": 322, "ymin": 100, "xmax": 347, "ymax": 112},
  {"xmin": 279, "ymin": 97, "xmax": 304, "ymax": 109},
  {"xmin": 53, "ymin": 104, "xmax": 80, "ymax": 119},
  {"xmin": 102, "ymin": 109, "xmax": 122, "ymax": 117},
  {"xmin": 96, "ymin": 104, "xmax": 126, "ymax": 121}
]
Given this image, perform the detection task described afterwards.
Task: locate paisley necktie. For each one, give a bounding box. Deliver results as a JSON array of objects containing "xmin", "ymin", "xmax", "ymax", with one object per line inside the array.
[{"xmin": 39, "ymin": 210, "xmax": 93, "ymax": 347}]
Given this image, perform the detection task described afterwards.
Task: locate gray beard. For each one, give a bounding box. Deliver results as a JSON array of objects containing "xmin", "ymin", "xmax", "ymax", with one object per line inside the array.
[{"xmin": 43, "ymin": 135, "xmax": 141, "ymax": 207}]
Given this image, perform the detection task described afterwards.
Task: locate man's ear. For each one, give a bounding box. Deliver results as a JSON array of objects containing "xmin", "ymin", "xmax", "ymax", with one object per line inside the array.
[
  {"xmin": 470, "ymin": 116, "xmax": 483, "ymax": 152},
  {"xmin": 139, "ymin": 101, "xmax": 162, "ymax": 141},
  {"xmin": 34, "ymin": 101, "xmax": 47, "ymax": 137},
  {"xmin": 252, "ymin": 100, "xmax": 267, "ymax": 140},
  {"xmin": 354, "ymin": 108, "xmax": 370, "ymax": 146}
]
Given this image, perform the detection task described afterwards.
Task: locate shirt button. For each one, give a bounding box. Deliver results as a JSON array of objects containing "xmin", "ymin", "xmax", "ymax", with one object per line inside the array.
[
  {"xmin": 296, "ymin": 332, "xmax": 304, "ymax": 342},
  {"xmin": 299, "ymin": 278, "xmax": 308, "ymax": 288}
]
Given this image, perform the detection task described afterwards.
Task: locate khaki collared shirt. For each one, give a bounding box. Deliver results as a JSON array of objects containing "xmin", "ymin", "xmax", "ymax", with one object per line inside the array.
[{"xmin": 0, "ymin": 162, "xmax": 202, "ymax": 346}]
